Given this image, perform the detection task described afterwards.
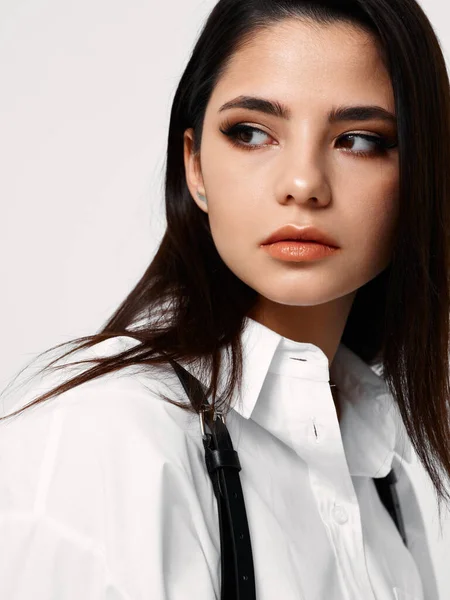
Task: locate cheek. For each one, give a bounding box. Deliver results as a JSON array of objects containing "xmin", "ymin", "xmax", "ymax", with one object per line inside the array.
[
  {"xmin": 205, "ymin": 191, "xmax": 266, "ymax": 284},
  {"xmin": 207, "ymin": 199, "xmax": 255, "ymax": 256},
  {"xmin": 351, "ymin": 184, "xmax": 400, "ymax": 272},
  {"xmin": 202, "ymin": 155, "xmax": 261, "ymax": 247}
]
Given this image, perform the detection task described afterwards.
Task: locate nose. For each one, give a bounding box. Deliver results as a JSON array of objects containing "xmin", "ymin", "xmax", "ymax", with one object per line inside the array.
[{"xmin": 275, "ymin": 144, "xmax": 332, "ymax": 209}]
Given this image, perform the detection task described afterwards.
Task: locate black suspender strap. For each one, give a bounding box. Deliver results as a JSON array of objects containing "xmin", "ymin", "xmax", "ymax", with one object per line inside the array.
[
  {"xmin": 169, "ymin": 359, "xmax": 256, "ymax": 600},
  {"xmin": 202, "ymin": 411, "xmax": 257, "ymax": 600},
  {"xmin": 373, "ymin": 468, "xmax": 408, "ymax": 547},
  {"xmin": 169, "ymin": 359, "xmax": 407, "ymax": 600}
]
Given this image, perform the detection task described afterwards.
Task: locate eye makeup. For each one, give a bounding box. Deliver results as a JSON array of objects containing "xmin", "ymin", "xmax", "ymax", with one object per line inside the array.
[{"xmin": 219, "ymin": 119, "xmax": 398, "ymax": 158}]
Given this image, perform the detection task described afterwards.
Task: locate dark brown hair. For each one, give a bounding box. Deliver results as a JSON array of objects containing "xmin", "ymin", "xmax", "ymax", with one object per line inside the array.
[{"xmin": 3, "ymin": 0, "xmax": 450, "ymax": 526}]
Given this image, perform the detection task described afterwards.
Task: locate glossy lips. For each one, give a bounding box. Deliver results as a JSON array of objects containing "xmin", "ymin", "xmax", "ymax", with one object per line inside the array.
[
  {"xmin": 261, "ymin": 224, "xmax": 339, "ymax": 262},
  {"xmin": 261, "ymin": 224, "xmax": 339, "ymax": 247}
]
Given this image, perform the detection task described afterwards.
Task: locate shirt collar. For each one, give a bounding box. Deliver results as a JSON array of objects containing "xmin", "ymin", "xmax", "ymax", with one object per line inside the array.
[
  {"xmin": 329, "ymin": 340, "xmax": 413, "ymax": 476},
  {"xmin": 175, "ymin": 315, "xmax": 413, "ymax": 477}
]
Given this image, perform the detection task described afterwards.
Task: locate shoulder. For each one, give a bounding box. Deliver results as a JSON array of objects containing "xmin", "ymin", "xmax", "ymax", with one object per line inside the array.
[
  {"xmin": 2, "ymin": 335, "xmax": 195, "ymax": 429},
  {"xmin": 0, "ymin": 336, "xmax": 203, "ymax": 513}
]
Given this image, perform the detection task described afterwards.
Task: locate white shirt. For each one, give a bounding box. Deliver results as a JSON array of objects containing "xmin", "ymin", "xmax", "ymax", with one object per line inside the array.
[{"xmin": 0, "ymin": 316, "xmax": 439, "ymax": 599}]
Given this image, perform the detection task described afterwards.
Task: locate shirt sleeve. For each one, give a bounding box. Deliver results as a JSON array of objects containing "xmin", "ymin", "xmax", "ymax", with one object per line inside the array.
[
  {"xmin": 0, "ymin": 513, "xmax": 129, "ymax": 600},
  {"xmin": 0, "ymin": 373, "xmax": 220, "ymax": 600}
]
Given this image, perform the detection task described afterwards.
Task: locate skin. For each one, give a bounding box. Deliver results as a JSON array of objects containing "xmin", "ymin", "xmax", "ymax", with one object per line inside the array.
[{"xmin": 184, "ymin": 19, "xmax": 399, "ymax": 421}]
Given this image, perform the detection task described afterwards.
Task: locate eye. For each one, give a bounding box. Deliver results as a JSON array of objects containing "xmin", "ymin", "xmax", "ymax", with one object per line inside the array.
[
  {"xmin": 336, "ymin": 133, "xmax": 398, "ymax": 157},
  {"xmin": 219, "ymin": 123, "xmax": 273, "ymax": 149},
  {"xmin": 219, "ymin": 121, "xmax": 398, "ymax": 157}
]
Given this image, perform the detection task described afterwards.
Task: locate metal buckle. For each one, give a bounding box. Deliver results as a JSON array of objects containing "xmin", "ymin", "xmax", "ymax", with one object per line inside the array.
[{"xmin": 199, "ymin": 404, "xmax": 225, "ymax": 440}]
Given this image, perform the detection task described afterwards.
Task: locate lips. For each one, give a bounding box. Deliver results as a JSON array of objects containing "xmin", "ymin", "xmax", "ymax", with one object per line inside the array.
[{"xmin": 261, "ymin": 224, "xmax": 339, "ymax": 247}]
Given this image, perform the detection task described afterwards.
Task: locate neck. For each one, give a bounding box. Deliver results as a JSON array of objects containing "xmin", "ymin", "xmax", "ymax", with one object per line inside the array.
[{"xmin": 247, "ymin": 292, "xmax": 357, "ymax": 365}]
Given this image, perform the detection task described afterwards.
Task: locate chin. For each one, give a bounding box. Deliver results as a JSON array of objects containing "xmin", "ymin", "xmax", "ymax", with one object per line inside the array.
[{"xmin": 249, "ymin": 285, "xmax": 354, "ymax": 307}]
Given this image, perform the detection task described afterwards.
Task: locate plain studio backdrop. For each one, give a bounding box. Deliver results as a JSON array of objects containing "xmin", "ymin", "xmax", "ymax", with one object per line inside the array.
[{"xmin": 0, "ymin": 0, "xmax": 449, "ymax": 597}]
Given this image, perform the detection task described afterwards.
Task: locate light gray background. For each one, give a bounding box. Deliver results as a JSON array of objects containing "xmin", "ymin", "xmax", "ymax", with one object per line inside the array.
[{"xmin": 1, "ymin": 0, "xmax": 448, "ymax": 597}]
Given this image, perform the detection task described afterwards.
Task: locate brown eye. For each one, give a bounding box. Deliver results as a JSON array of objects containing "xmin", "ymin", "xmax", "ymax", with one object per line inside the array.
[
  {"xmin": 336, "ymin": 133, "xmax": 397, "ymax": 157},
  {"xmin": 220, "ymin": 123, "xmax": 272, "ymax": 150}
]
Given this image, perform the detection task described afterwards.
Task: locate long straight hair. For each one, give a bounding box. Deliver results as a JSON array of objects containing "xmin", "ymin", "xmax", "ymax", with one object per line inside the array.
[{"xmin": 3, "ymin": 0, "xmax": 450, "ymax": 524}]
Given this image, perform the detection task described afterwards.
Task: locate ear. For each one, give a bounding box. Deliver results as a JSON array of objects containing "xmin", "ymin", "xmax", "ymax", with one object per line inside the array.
[{"xmin": 184, "ymin": 128, "xmax": 208, "ymax": 214}]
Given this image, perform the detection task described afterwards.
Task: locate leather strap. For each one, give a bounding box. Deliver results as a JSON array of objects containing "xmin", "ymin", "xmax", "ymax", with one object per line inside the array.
[
  {"xmin": 170, "ymin": 359, "xmax": 256, "ymax": 599},
  {"xmin": 373, "ymin": 467, "xmax": 408, "ymax": 546}
]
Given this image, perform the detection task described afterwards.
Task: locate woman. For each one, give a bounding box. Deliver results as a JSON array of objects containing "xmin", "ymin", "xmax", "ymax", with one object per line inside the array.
[{"xmin": 1, "ymin": 0, "xmax": 449, "ymax": 598}]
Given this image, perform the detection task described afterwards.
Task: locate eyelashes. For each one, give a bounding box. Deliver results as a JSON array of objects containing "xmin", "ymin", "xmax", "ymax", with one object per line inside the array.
[{"xmin": 219, "ymin": 121, "xmax": 398, "ymax": 158}]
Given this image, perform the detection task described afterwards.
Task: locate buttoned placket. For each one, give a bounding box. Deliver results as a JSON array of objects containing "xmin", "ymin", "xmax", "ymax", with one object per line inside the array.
[{"xmin": 284, "ymin": 350, "xmax": 378, "ymax": 600}]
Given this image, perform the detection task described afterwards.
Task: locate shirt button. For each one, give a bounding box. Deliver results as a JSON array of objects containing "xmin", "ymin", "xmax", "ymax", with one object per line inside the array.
[{"xmin": 332, "ymin": 505, "xmax": 349, "ymax": 524}]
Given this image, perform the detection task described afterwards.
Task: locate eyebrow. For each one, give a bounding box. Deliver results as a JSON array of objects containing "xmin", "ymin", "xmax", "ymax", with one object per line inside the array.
[{"xmin": 218, "ymin": 95, "xmax": 397, "ymax": 125}]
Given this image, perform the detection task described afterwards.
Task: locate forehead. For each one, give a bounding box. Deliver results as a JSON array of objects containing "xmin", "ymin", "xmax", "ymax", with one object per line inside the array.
[{"xmin": 209, "ymin": 19, "xmax": 394, "ymax": 114}]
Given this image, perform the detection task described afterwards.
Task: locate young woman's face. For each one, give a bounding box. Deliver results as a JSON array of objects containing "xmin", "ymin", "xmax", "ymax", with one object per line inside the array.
[{"xmin": 184, "ymin": 19, "xmax": 399, "ymax": 308}]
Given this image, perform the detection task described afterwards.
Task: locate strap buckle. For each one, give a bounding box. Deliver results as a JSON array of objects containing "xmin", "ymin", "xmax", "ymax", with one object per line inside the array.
[{"xmin": 199, "ymin": 404, "xmax": 225, "ymax": 440}]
